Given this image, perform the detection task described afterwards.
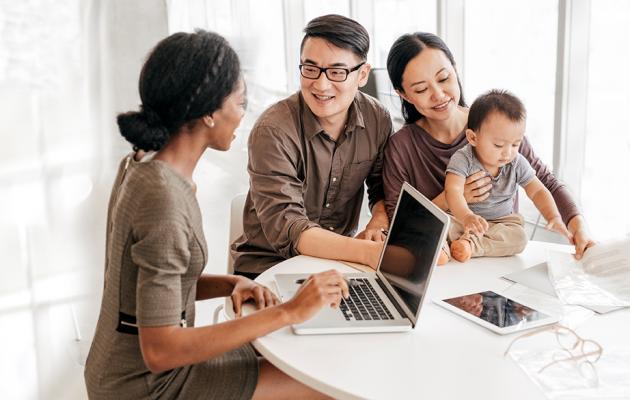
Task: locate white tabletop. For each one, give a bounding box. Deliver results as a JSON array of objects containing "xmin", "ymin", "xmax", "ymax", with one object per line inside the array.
[{"xmin": 242, "ymin": 241, "xmax": 629, "ymax": 400}]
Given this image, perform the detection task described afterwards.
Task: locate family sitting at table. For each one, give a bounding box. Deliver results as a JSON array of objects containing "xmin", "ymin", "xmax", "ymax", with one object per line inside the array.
[{"xmin": 85, "ymin": 14, "xmax": 595, "ymax": 400}]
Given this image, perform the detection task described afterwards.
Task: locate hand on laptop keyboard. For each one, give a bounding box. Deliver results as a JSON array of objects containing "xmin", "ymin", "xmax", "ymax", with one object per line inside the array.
[
  {"xmin": 340, "ymin": 278, "xmax": 395, "ymax": 321},
  {"xmin": 281, "ymin": 270, "xmax": 350, "ymax": 324}
]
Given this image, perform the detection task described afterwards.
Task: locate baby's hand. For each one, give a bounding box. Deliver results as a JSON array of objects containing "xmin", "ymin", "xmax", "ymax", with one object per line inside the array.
[
  {"xmin": 546, "ymin": 216, "xmax": 572, "ymax": 242},
  {"xmin": 463, "ymin": 213, "xmax": 489, "ymax": 236}
]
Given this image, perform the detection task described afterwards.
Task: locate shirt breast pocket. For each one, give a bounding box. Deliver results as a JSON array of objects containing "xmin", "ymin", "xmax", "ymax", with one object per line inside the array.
[{"xmin": 339, "ymin": 160, "xmax": 373, "ymax": 200}]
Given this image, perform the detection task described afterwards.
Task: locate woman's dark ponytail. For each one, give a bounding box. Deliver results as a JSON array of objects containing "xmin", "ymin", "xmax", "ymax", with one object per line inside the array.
[{"xmin": 117, "ymin": 108, "xmax": 170, "ymax": 152}]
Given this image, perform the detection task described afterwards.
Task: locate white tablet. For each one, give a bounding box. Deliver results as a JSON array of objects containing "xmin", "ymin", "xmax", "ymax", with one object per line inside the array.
[{"xmin": 433, "ymin": 290, "xmax": 558, "ymax": 335}]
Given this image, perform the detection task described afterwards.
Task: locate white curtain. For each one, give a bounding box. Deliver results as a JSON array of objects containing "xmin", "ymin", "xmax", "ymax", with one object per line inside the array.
[
  {"xmin": 0, "ymin": 3, "xmax": 169, "ymax": 397},
  {"xmin": 0, "ymin": 0, "xmax": 169, "ymax": 180}
]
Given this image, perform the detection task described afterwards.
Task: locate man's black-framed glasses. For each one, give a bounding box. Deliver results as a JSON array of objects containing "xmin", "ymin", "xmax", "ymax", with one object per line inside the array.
[{"xmin": 299, "ymin": 62, "xmax": 366, "ymax": 82}]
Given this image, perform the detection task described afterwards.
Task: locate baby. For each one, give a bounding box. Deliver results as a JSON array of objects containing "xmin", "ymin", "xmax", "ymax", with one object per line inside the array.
[{"xmin": 444, "ymin": 89, "xmax": 570, "ymax": 262}]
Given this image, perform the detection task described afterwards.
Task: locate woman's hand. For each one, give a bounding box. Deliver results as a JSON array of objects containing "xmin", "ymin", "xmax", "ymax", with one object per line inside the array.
[
  {"xmin": 567, "ymin": 215, "xmax": 596, "ymax": 260},
  {"xmin": 463, "ymin": 213, "xmax": 489, "ymax": 236},
  {"xmin": 463, "ymin": 171, "xmax": 492, "ymax": 204},
  {"xmin": 231, "ymin": 277, "xmax": 280, "ymax": 317},
  {"xmin": 281, "ymin": 270, "xmax": 349, "ymax": 325}
]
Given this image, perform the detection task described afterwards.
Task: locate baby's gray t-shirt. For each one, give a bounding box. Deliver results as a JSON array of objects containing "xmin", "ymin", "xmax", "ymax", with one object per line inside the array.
[{"xmin": 446, "ymin": 144, "xmax": 535, "ymax": 220}]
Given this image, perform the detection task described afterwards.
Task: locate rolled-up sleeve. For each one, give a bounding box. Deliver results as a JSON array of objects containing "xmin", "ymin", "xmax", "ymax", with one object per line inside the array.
[
  {"xmin": 365, "ymin": 110, "xmax": 392, "ymax": 209},
  {"xmin": 248, "ymin": 125, "xmax": 319, "ymax": 258},
  {"xmin": 519, "ymin": 136, "xmax": 580, "ymax": 224}
]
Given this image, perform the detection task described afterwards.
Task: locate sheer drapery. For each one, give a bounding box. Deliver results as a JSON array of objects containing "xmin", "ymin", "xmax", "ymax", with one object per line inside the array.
[
  {"xmin": 0, "ymin": 3, "xmax": 170, "ymax": 397},
  {"xmin": 0, "ymin": 0, "xmax": 168, "ymax": 179}
]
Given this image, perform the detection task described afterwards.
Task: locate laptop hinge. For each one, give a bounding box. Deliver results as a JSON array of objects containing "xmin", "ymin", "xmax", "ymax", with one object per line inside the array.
[{"xmin": 375, "ymin": 276, "xmax": 409, "ymax": 321}]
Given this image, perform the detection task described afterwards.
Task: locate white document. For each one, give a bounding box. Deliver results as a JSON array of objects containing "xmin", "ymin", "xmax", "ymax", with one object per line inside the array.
[
  {"xmin": 509, "ymin": 347, "xmax": 630, "ymax": 399},
  {"xmin": 546, "ymin": 238, "xmax": 630, "ymax": 307}
]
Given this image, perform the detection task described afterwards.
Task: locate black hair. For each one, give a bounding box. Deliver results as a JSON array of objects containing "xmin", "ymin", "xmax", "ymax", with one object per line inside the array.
[
  {"xmin": 117, "ymin": 29, "xmax": 240, "ymax": 152},
  {"xmin": 300, "ymin": 14, "xmax": 369, "ymax": 60},
  {"xmin": 468, "ymin": 89, "xmax": 526, "ymax": 132},
  {"xmin": 386, "ymin": 32, "xmax": 466, "ymax": 124}
]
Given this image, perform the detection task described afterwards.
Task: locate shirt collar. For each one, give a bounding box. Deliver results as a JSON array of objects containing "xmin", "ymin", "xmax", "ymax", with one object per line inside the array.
[{"xmin": 299, "ymin": 92, "xmax": 366, "ymax": 140}]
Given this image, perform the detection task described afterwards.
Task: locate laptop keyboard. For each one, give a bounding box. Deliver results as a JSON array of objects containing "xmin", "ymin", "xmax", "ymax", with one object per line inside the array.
[{"xmin": 340, "ymin": 278, "xmax": 395, "ymax": 321}]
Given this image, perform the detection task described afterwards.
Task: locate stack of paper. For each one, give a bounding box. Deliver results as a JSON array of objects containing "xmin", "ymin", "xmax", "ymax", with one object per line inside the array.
[{"xmin": 546, "ymin": 238, "xmax": 630, "ymax": 307}]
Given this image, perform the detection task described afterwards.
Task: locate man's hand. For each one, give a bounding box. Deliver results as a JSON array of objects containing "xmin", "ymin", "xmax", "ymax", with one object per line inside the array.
[
  {"xmin": 355, "ymin": 227, "xmax": 386, "ymax": 242},
  {"xmin": 357, "ymin": 200, "xmax": 389, "ymax": 242}
]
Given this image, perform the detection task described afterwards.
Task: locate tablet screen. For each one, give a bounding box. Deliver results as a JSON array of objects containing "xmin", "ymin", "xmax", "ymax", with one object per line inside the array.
[{"xmin": 443, "ymin": 291, "xmax": 551, "ymax": 328}]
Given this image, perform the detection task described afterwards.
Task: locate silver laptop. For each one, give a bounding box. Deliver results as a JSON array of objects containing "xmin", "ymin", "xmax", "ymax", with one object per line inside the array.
[{"xmin": 275, "ymin": 182, "xmax": 450, "ymax": 334}]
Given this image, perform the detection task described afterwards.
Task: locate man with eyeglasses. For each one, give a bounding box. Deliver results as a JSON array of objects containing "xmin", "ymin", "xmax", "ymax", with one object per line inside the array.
[{"xmin": 231, "ymin": 14, "xmax": 393, "ymax": 278}]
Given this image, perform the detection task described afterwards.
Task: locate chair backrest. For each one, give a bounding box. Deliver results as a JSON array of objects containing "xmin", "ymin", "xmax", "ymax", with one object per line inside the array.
[{"xmin": 227, "ymin": 193, "xmax": 247, "ymax": 274}]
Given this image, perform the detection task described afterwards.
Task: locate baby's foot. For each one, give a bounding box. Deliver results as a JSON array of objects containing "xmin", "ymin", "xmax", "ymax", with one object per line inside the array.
[
  {"xmin": 437, "ymin": 249, "xmax": 449, "ymax": 266},
  {"xmin": 450, "ymin": 239, "xmax": 472, "ymax": 262}
]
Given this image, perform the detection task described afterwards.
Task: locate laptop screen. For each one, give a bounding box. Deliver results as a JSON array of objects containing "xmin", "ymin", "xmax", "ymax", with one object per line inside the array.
[{"xmin": 379, "ymin": 189, "xmax": 445, "ymax": 317}]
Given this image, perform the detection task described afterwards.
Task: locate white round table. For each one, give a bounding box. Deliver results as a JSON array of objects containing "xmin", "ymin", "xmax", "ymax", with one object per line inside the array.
[{"xmin": 236, "ymin": 241, "xmax": 629, "ymax": 400}]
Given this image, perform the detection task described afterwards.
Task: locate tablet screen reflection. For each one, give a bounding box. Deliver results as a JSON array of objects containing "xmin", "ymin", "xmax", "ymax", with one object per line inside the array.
[{"xmin": 444, "ymin": 291, "xmax": 550, "ymax": 328}]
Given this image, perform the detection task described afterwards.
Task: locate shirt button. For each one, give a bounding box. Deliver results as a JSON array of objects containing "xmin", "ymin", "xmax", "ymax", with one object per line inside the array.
[
  {"xmin": 328, "ymin": 226, "xmax": 334, "ymax": 231},
  {"xmin": 332, "ymin": 177, "xmax": 337, "ymax": 182},
  {"xmin": 325, "ymin": 203, "xmax": 330, "ymax": 208}
]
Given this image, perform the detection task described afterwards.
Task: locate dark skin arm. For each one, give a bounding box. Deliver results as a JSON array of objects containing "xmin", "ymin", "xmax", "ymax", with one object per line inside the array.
[
  {"xmin": 139, "ymin": 270, "xmax": 349, "ymax": 373},
  {"xmin": 195, "ymin": 274, "xmax": 239, "ymax": 300}
]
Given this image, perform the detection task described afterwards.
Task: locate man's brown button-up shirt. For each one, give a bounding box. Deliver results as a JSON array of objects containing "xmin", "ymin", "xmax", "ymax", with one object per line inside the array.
[{"xmin": 230, "ymin": 91, "xmax": 393, "ymax": 274}]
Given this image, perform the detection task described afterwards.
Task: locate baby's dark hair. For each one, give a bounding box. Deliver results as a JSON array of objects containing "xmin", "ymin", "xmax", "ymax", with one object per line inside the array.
[
  {"xmin": 301, "ymin": 14, "xmax": 369, "ymax": 60},
  {"xmin": 467, "ymin": 89, "xmax": 526, "ymax": 132},
  {"xmin": 117, "ymin": 29, "xmax": 240, "ymax": 151}
]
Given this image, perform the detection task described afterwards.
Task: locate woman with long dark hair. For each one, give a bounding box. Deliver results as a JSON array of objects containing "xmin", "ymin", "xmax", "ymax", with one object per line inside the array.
[{"xmin": 383, "ymin": 32, "xmax": 594, "ymax": 260}]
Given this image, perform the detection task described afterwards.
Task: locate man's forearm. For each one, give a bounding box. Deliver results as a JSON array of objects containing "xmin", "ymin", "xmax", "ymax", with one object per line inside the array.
[{"xmin": 296, "ymin": 227, "xmax": 382, "ymax": 268}]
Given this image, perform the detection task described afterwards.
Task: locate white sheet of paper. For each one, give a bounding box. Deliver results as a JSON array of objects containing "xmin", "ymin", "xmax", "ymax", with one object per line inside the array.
[
  {"xmin": 509, "ymin": 347, "xmax": 630, "ymax": 399},
  {"xmin": 546, "ymin": 239, "xmax": 630, "ymax": 307}
]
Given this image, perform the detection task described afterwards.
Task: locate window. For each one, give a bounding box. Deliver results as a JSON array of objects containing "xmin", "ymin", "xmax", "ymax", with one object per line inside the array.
[
  {"xmin": 351, "ymin": 0, "xmax": 436, "ymax": 124},
  {"xmin": 463, "ymin": 0, "xmax": 559, "ymax": 224},
  {"xmin": 0, "ymin": 0, "xmax": 89, "ymax": 175},
  {"xmin": 371, "ymin": 0, "xmax": 436, "ymax": 68},
  {"xmin": 168, "ymin": 0, "xmax": 287, "ymax": 99},
  {"xmin": 464, "ymin": 0, "xmax": 558, "ymax": 168},
  {"xmin": 304, "ymin": 0, "xmax": 349, "ymax": 21},
  {"xmin": 582, "ymin": 0, "xmax": 630, "ymax": 239}
]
